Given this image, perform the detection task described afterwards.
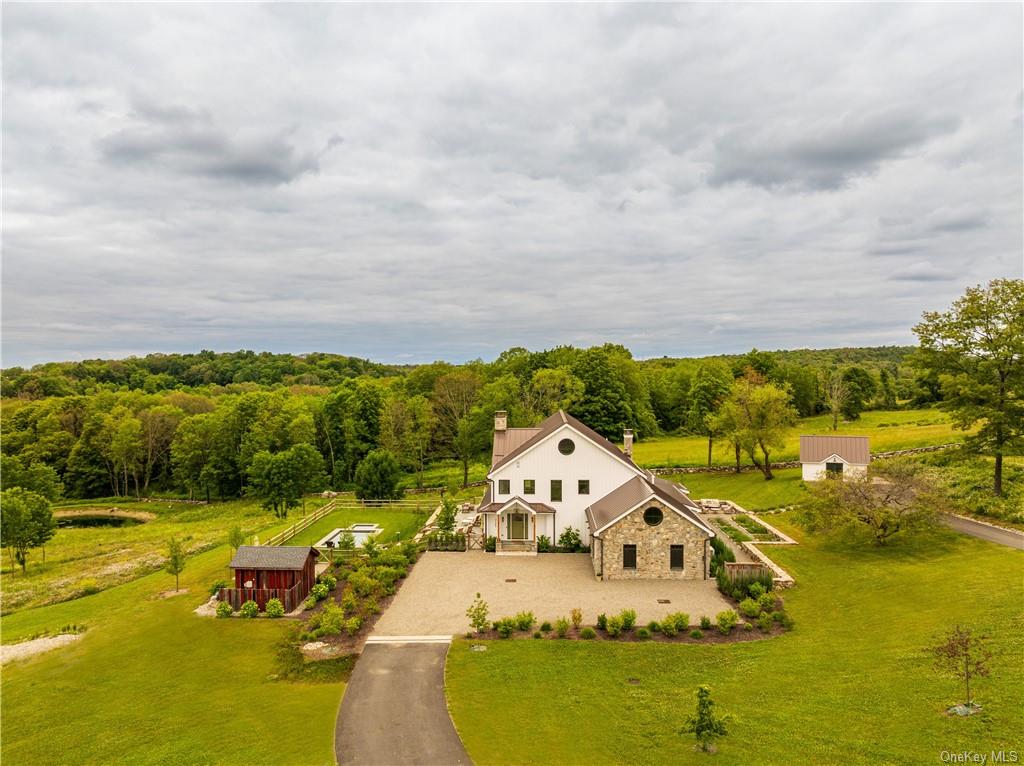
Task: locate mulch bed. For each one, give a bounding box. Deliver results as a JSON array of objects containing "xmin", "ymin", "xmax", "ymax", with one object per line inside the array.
[{"xmin": 467, "ymin": 623, "xmax": 787, "ymax": 644}]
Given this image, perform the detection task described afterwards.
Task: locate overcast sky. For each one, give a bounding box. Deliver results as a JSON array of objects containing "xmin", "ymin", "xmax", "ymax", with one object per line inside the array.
[{"xmin": 2, "ymin": 3, "xmax": 1022, "ymax": 368}]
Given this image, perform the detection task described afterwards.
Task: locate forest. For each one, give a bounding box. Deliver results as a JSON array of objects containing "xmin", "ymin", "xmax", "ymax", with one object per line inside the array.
[{"xmin": 1, "ymin": 343, "xmax": 931, "ymax": 503}]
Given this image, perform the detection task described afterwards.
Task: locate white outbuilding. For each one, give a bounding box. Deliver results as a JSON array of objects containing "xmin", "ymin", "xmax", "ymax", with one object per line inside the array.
[{"xmin": 799, "ymin": 435, "xmax": 870, "ymax": 481}]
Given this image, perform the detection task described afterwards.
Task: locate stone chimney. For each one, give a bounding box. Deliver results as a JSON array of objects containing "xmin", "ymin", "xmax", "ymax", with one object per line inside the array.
[
  {"xmin": 494, "ymin": 410, "xmax": 508, "ymax": 432},
  {"xmin": 623, "ymin": 428, "xmax": 634, "ymax": 458}
]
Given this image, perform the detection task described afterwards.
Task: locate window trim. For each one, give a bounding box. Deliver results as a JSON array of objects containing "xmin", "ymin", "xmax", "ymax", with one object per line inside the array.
[
  {"xmin": 498, "ymin": 479, "xmax": 510, "ymax": 495},
  {"xmin": 578, "ymin": 479, "xmax": 590, "ymax": 495},
  {"xmin": 550, "ymin": 479, "xmax": 562, "ymax": 502},
  {"xmin": 523, "ymin": 479, "xmax": 535, "ymax": 495},
  {"xmin": 622, "ymin": 544, "xmax": 637, "ymax": 570},
  {"xmin": 670, "ymin": 544, "xmax": 684, "ymax": 571},
  {"xmin": 643, "ymin": 506, "xmax": 664, "ymax": 527},
  {"xmin": 558, "ymin": 438, "xmax": 576, "ymax": 455}
]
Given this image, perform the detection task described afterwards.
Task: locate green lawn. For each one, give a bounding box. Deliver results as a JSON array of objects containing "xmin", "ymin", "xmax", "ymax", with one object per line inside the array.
[
  {"xmin": 446, "ymin": 518, "xmax": 1024, "ymax": 765},
  {"xmin": 1, "ymin": 498, "xmax": 293, "ymax": 613},
  {"xmin": 1, "ymin": 533, "xmax": 343, "ymax": 765},
  {"xmin": 281, "ymin": 507, "xmax": 429, "ymax": 547},
  {"xmin": 668, "ymin": 467, "xmax": 807, "ymax": 511},
  {"xmin": 632, "ymin": 408, "xmax": 963, "ymax": 467}
]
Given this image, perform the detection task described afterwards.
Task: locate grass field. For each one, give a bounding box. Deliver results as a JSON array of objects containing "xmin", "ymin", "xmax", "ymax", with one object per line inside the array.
[
  {"xmin": 281, "ymin": 506, "xmax": 430, "ymax": 547},
  {"xmin": 632, "ymin": 408, "xmax": 963, "ymax": 467},
  {"xmin": 1, "ymin": 498, "xmax": 291, "ymax": 613},
  {"xmin": 1, "ymin": 535, "xmax": 343, "ymax": 765},
  {"xmin": 670, "ymin": 467, "xmax": 806, "ymax": 510},
  {"xmin": 446, "ymin": 517, "xmax": 1024, "ymax": 765}
]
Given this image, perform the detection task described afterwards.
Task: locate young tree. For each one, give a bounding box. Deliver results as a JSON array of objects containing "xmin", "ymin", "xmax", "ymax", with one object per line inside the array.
[
  {"xmin": 466, "ymin": 592, "xmax": 490, "ymax": 634},
  {"xmin": 436, "ymin": 496, "xmax": 458, "ymax": 533},
  {"xmin": 715, "ymin": 372, "xmax": 797, "ymax": 480},
  {"xmin": 683, "ymin": 685, "xmax": 729, "ymax": 753},
  {"xmin": 353, "ymin": 449, "xmax": 403, "ymax": 501},
  {"xmin": 227, "ymin": 525, "xmax": 245, "ymax": 552},
  {"xmin": 164, "ymin": 537, "xmax": 186, "ymax": 591},
  {"xmin": 687, "ymin": 362, "xmax": 732, "ymax": 466},
  {"xmin": 914, "ymin": 279, "xmax": 1024, "ymax": 496},
  {"xmin": 798, "ymin": 459, "xmax": 941, "ymax": 544},
  {"xmin": 933, "ymin": 625, "xmax": 991, "ymax": 706},
  {"xmin": 0, "ymin": 487, "xmax": 57, "ymax": 573},
  {"xmin": 823, "ymin": 370, "xmax": 849, "ymax": 431}
]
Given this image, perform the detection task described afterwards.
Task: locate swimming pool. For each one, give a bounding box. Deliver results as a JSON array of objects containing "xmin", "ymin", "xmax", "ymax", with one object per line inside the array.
[{"xmin": 314, "ymin": 524, "xmax": 382, "ymax": 549}]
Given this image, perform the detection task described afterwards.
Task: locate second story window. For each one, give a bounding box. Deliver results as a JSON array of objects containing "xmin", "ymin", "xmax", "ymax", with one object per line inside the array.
[
  {"xmin": 498, "ymin": 479, "xmax": 510, "ymax": 494},
  {"xmin": 524, "ymin": 479, "xmax": 535, "ymax": 495},
  {"xmin": 550, "ymin": 480, "xmax": 562, "ymax": 502},
  {"xmin": 578, "ymin": 479, "xmax": 590, "ymax": 495}
]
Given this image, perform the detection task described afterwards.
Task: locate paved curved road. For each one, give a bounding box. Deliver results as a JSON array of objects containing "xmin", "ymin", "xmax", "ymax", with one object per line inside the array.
[
  {"xmin": 335, "ymin": 642, "xmax": 471, "ymax": 766},
  {"xmin": 943, "ymin": 514, "xmax": 1024, "ymax": 550}
]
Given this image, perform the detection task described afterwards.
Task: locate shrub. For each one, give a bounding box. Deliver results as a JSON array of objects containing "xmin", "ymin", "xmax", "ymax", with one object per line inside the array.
[
  {"xmin": 780, "ymin": 612, "xmax": 796, "ymax": 631},
  {"xmin": 757, "ymin": 592, "xmax": 776, "ymax": 612},
  {"xmin": 377, "ymin": 551, "xmax": 408, "ymax": 570},
  {"xmin": 533, "ymin": 630, "xmax": 542, "ymax": 639},
  {"xmin": 619, "ymin": 609, "xmax": 637, "ymax": 631},
  {"xmin": 717, "ymin": 568, "xmax": 774, "ymax": 601},
  {"xmin": 362, "ymin": 536, "xmax": 381, "ymax": 560},
  {"xmin": 496, "ymin": 618, "xmax": 515, "ymax": 638},
  {"xmin": 467, "ymin": 593, "xmax": 490, "ymax": 633},
  {"xmin": 78, "ymin": 578, "xmax": 101, "ymax": 596},
  {"xmin": 265, "ymin": 598, "xmax": 285, "ymax": 618},
  {"xmin": 341, "ymin": 589, "xmax": 358, "ymax": 614},
  {"xmin": 557, "ymin": 527, "xmax": 582, "ymax": 552},
  {"xmin": 581, "ymin": 627, "xmax": 596, "ymax": 640},
  {"xmin": 353, "ymin": 449, "xmax": 403, "ymax": 500},
  {"xmin": 555, "ymin": 617, "xmax": 570, "ymax": 638},
  {"xmin": 716, "ymin": 610, "xmax": 738, "ymax": 635},
  {"xmin": 537, "ymin": 535, "xmax": 551, "ymax": 553},
  {"xmin": 319, "ymin": 603, "xmax": 346, "ymax": 635},
  {"xmin": 690, "ymin": 629, "xmax": 703, "ymax": 639},
  {"xmin": 570, "ymin": 608, "xmax": 583, "ymax": 628},
  {"xmin": 757, "ymin": 612, "xmax": 774, "ymax": 632},
  {"xmin": 748, "ymin": 582, "xmax": 766, "ymax": 599},
  {"xmin": 771, "ymin": 610, "xmax": 786, "ymax": 624},
  {"xmin": 637, "ymin": 627, "xmax": 651, "ymax": 640},
  {"xmin": 605, "ymin": 616, "xmax": 623, "ymax": 638},
  {"xmin": 738, "ymin": 598, "xmax": 761, "ymax": 619},
  {"xmin": 596, "ymin": 613, "xmax": 608, "ymax": 631},
  {"xmin": 344, "ymin": 616, "xmax": 362, "ymax": 636},
  {"xmin": 540, "ymin": 621, "xmax": 552, "ymax": 633},
  {"xmin": 319, "ymin": 574, "xmax": 338, "ymax": 591},
  {"xmin": 215, "ymin": 600, "xmax": 233, "ymax": 618},
  {"xmin": 484, "ymin": 536, "xmax": 497, "ymax": 552},
  {"xmin": 647, "ymin": 621, "xmax": 660, "ymax": 634},
  {"xmin": 426, "ymin": 530, "xmax": 467, "ymax": 552},
  {"xmin": 700, "ymin": 616, "xmax": 712, "ymax": 630},
  {"xmin": 514, "ymin": 611, "xmax": 536, "ymax": 632},
  {"xmin": 240, "ymin": 600, "xmax": 259, "ymax": 618},
  {"xmin": 372, "ymin": 566, "xmax": 404, "ymax": 589},
  {"xmin": 364, "ymin": 598, "xmax": 380, "ymax": 615},
  {"xmin": 661, "ymin": 620, "xmax": 678, "ymax": 638},
  {"xmin": 663, "ymin": 612, "xmax": 690, "ymax": 633},
  {"xmin": 743, "ymin": 622, "xmax": 754, "ymax": 632},
  {"xmin": 209, "ymin": 579, "xmax": 230, "ymax": 596},
  {"xmin": 304, "ymin": 596, "xmax": 317, "ymax": 610},
  {"xmin": 349, "ymin": 571, "xmax": 382, "ymax": 598},
  {"xmin": 311, "ymin": 583, "xmax": 330, "ymax": 601}
]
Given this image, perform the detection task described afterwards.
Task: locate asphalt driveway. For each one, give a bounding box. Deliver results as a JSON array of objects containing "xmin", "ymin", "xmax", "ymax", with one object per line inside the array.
[
  {"xmin": 943, "ymin": 514, "xmax": 1024, "ymax": 550},
  {"xmin": 335, "ymin": 642, "xmax": 471, "ymax": 766},
  {"xmin": 372, "ymin": 551, "xmax": 732, "ymax": 637}
]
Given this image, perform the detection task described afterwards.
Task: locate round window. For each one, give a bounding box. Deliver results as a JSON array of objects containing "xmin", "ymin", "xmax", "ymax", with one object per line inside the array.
[
  {"xmin": 643, "ymin": 507, "xmax": 663, "ymax": 526},
  {"xmin": 558, "ymin": 438, "xmax": 575, "ymax": 455}
]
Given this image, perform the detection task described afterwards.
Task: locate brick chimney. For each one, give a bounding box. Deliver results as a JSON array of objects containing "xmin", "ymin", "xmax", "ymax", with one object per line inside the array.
[
  {"xmin": 623, "ymin": 428, "xmax": 634, "ymax": 458},
  {"xmin": 494, "ymin": 410, "xmax": 508, "ymax": 432}
]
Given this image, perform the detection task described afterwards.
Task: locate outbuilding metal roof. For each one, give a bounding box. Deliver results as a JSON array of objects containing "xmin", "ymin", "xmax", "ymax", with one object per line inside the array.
[
  {"xmin": 799, "ymin": 435, "xmax": 870, "ymax": 464},
  {"xmin": 228, "ymin": 545, "xmax": 317, "ymax": 570}
]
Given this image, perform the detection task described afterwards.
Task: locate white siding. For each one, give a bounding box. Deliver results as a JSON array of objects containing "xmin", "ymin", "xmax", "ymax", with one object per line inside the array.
[
  {"xmin": 802, "ymin": 461, "xmax": 868, "ymax": 481},
  {"xmin": 489, "ymin": 424, "xmax": 640, "ymax": 543}
]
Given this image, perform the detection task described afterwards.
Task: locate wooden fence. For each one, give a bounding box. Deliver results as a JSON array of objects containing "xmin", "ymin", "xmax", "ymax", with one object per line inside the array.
[
  {"xmin": 217, "ymin": 580, "xmax": 305, "ymax": 612},
  {"xmin": 263, "ymin": 500, "xmax": 337, "ymax": 547}
]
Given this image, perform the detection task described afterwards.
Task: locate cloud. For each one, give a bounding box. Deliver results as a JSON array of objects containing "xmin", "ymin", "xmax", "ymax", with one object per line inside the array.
[{"xmin": 1, "ymin": 3, "xmax": 1021, "ymax": 367}]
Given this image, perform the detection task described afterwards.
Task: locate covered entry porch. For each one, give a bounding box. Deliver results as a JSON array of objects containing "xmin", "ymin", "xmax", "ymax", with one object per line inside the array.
[{"xmin": 478, "ymin": 497, "xmax": 556, "ymax": 556}]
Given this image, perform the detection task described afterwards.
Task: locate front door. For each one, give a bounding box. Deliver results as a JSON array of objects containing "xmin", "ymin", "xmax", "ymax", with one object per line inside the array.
[{"xmin": 507, "ymin": 512, "xmax": 528, "ymax": 540}]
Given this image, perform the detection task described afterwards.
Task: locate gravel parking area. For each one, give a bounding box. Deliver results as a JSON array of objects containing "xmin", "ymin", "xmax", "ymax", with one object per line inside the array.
[{"xmin": 372, "ymin": 551, "xmax": 732, "ymax": 636}]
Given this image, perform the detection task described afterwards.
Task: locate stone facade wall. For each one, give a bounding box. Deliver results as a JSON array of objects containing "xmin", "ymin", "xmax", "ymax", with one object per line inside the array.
[{"xmin": 597, "ymin": 498, "xmax": 709, "ymax": 581}]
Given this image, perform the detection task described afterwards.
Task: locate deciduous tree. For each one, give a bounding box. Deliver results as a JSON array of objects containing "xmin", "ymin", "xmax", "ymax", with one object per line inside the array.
[
  {"xmin": 933, "ymin": 625, "xmax": 991, "ymax": 706},
  {"xmin": 687, "ymin": 362, "xmax": 732, "ymax": 466},
  {"xmin": 0, "ymin": 487, "xmax": 57, "ymax": 573}
]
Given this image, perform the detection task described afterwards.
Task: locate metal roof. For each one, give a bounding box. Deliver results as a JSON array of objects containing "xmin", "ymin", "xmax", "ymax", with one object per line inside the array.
[
  {"xmin": 799, "ymin": 435, "xmax": 870, "ymax": 464},
  {"xmin": 228, "ymin": 545, "xmax": 317, "ymax": 570}
]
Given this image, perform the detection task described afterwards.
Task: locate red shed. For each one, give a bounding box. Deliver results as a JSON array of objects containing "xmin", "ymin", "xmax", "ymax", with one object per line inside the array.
[{"xmin": 220, "ymin": 545, "xmax": 319, "ymax": 612}]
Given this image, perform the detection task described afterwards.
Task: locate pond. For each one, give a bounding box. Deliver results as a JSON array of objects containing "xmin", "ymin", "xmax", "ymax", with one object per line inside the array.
[{"xmin": 56, "ymin": 515, "xmax": 146, "ymax": 529}]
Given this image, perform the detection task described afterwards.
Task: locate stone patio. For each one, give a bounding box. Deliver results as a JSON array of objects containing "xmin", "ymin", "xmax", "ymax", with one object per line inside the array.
[{"xmin": 371, "ymin": 550, "xmax": 732, "ymax": 636}]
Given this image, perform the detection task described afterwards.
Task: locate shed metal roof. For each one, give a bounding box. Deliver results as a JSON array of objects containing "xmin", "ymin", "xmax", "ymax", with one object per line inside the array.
[
  {"xmin": 799, "ymin": 435, "xmax": 870, "ymax": 464},
  {"xmin": 228, "ymin": 546, "xmax": 317, "ymax": 570}
]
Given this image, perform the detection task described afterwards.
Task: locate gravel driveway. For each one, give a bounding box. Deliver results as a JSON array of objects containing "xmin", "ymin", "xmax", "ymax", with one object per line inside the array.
[{"xmin": 373, "ymin": 551, "xmax": 732, "ymax": 636}]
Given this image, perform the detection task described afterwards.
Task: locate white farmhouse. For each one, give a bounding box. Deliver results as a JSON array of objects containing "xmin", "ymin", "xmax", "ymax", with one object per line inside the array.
[
  {"xmin": 799, "ymin": 435, "xmax": 870, "ymax": 480},
  {"xmin": 477, "ymin": 410, "xmax": 714, "ymax": 580}
]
